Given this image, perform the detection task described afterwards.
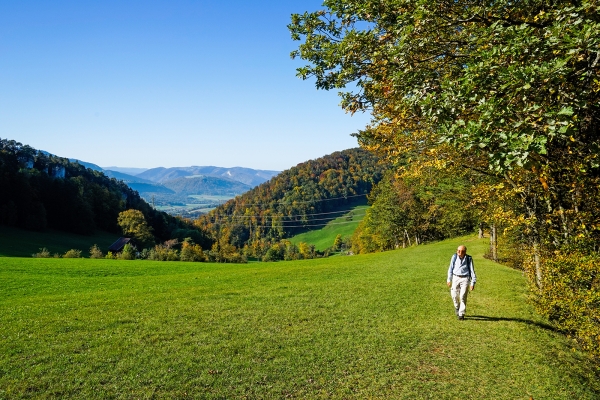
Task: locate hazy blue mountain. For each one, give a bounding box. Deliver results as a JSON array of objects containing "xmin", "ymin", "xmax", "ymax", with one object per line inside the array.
[
  {"xmin": 162, "ymin": 175, "xmax": 252, "ymax": 196},
  {"xmin": 103, "ymin": 166, "xmax": 149, "ymax": 175},
  {"xmin": 137, "ymin": 166, "xmax": 278, "ymax": 187},
  {"xmin": 128, "ymin": 182, "xmax": 175, "ymax": 194},
  {"xmin": 136, "ymin": 167, "xmax": 191, "ymax": 183},
  {"xmin": 103, "ymin": 170, "xmax": 155, "ymax": 184}
]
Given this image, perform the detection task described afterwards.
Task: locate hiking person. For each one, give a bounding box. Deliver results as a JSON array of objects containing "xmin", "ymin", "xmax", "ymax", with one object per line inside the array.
[{"xmin": 446, "ymin": 245, "xmax": 476, "ymax": 320}]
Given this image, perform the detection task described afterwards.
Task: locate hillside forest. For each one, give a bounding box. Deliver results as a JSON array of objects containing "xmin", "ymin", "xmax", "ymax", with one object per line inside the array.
[
  {"xmin": 195, "ymin": 148, "xmax": 389, "ymax": 261},
  {"xmin": 0, "ymin": 138, "xmax": 211, "ymax": 249}
]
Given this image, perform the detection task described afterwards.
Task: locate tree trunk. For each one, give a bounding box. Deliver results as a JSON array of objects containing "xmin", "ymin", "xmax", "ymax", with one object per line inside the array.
[
  {"xmin": 533, "ymin": 240, "xmax": 543, "ymax": 289},
  {"xmin": 490, "ymin": 224, "xmax": 498, "ymax": 262}
]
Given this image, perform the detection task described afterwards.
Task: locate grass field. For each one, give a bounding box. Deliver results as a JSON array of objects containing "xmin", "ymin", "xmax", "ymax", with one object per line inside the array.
[
  {"xmin": 0, "ymin": 225, "xmax": 118, "ymax": 258},
  {"xmin": 1, "ymin": 236, "xmax": 598, "ymax": 398},
  {"xmin": 289, "ymin": 205, "xmax": 368, "ymax": 251}
]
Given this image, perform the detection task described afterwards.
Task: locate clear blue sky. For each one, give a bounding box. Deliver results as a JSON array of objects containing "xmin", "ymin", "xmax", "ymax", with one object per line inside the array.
[{"xmin": 0, "ymin": 1, "xmax": 370, "ymax": 171}]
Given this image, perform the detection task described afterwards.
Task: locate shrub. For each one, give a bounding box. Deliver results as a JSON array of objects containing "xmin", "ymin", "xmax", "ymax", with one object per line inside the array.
[
  {"xmin": 118, "ymin": 243, "xmax": 137, "ymax": 260},
  {"xmin": 32, "ymin": 247, "xmax": 50, "ymax": 258},
  {"xmin": 63, "ymin": 249, "xmax": 82, "ymax": 258},
  {"xmin": 89, "ymin": 244, "xmax": 104, "ymax": 259},
  {"xmin": 105, "ymin": 251, "xmax": 116, "ymax": 259},
  {"xmin": 148, "ymin": 242, "xmax": 180, "ymax": 261},
  {"xmin": 529, "ymin": 251, "xmax": 600, "ymax": 360},
  {"xmin": 138, "ymin": 248, "xmax": 151, "ymax": 260},
  {"xmin": 263, "ymin": 243, "xmax": 284, "ymax": 262},
  {"xmin": 180, "ymin": 239, "xmax": 205, "ymax": 262}
]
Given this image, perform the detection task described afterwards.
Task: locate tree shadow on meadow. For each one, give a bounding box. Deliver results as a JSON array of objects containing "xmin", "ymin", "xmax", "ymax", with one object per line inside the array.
[{"xmin": 466, "ymin": 315, "xmax": 557, "ymax": 332}]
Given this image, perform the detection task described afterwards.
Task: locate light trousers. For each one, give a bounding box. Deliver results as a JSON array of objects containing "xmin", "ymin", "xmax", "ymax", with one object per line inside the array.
[{"xmin": 451, "ymin": 275, "xmax": 470, "ymax": 317}]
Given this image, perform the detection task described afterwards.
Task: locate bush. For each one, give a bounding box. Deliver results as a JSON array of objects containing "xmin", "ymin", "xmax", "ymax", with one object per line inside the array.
[
  {"xmin": 148, "ymin": 243, "xmax": 180, "ymax": 261},
  {"xmin": 63, "ymin": 249, "xmax": 82, "ymax": 258},
  {"xmin": 263, "ymin": 243, "xmax": 284, "ymax": 262},
  {"xmin": 180, "ymin": 239, "xmax": 205, "ymax": 262},
  {"xmin": 89, "ymin": 244, "xmax": 103, "ymax": 259},
  {"xmin": 138, "ymin": 248, "xmax": 151, "ymax": 260},
  {"xmin": 32, "ymin": 247, "xmax": 50, "ymax": 258},
  {"xmin": 530, "ymin": 250, "xmax": 600, "ymax": 360},
  {"xmin": 118, "ymin": 243, "xmax": 137, "ymax": 260}
]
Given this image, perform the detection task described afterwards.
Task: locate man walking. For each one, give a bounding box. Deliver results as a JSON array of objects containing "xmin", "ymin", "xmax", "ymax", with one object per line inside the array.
[{"xmin": 447, "ymin": 245, "xmax": 476, "ymax": 320}]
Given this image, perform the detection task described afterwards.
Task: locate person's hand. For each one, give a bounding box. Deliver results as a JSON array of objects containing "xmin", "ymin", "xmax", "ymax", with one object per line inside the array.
[
  {"xmin": 447, "ymin": 281, "xmax": 451, "ymax": 287},
  {"xmin": 470, "ymin": 285, "xmax": 475, "ymax": 291}
]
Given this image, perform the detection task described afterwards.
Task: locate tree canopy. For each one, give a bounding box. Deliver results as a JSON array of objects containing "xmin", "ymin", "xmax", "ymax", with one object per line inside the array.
[
  {"xmin": 290, "ymin": 0, "xmax": 598, "ymax": 172},
  {"xmin": 290, "ymin": 0, "xmax": 600, "ymax": 259}
]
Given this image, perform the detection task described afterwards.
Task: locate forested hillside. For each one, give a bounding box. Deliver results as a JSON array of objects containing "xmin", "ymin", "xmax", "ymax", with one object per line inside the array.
[
  {"xmin": 195, "ymin": 148, "xmax": 386, "ymax": 260},
  {"xmin": 0, "ymin": 139, "xmax": 204, "ymax": 245}
]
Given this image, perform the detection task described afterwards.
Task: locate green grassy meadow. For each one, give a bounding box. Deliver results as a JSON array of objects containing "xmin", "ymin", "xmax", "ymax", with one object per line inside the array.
[
  {"xmin": 1, "ymin": 236, "xmax": 598, "ymax": 398},
  {"xmin": 0, "ymin": 225, "xmax": 118, "ymax": 258},
  {"xmin": 289, "ymin": 205, "xmax": 368, "ymax": 251}
]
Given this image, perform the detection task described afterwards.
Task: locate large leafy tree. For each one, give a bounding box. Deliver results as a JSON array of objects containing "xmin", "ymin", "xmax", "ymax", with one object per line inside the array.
[
  {"xmin": 290, "ymin": 0, "xmax": 600, "ymax": 285},
  {"xmin": 290, "ymin": 0, "xmax": 598, "ymax": 170},
  {"xmin": 117, "ymin": 209, "xmax": 155, "ymax": 248}
]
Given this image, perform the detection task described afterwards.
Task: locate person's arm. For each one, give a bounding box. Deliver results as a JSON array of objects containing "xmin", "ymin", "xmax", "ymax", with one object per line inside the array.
[
  {"xmin": 447, "ymin": 255, "xmax": 454, "ymax": 287},
  {"xmin": 469, "ymin": 256, "xmax": 476, "ymax": 290}
]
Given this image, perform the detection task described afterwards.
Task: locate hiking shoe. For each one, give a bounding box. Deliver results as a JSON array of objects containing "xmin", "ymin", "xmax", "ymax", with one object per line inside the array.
[{"xmin": 458, "ymin": 315, "xmax": 465, "ymax": 320}]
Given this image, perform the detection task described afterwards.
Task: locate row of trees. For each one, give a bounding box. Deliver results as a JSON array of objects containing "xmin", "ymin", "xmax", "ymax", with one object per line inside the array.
[
  {"xmin": 352, "ymin": 170, "xmax": 477, "ymax": 254},
  {"xmin": 290, "ymin": 0, "xmax": 599, "ymax": 358}
]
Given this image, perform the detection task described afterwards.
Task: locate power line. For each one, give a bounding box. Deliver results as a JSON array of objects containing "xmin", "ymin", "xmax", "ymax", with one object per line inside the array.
[
  {"xmin": 206, "ymin": 210, "xmax": 367, "ymax": 223},
  {"xmin": 208, "ymin": 209, "xmax": 368, "ymax": 219},
  {"xmin": 245, "ymin": 219, "xmax": 366, "ymax": 229},
  {"xmin": 218, "ymin": 193, "xmax": 368, "ymax": 208}
]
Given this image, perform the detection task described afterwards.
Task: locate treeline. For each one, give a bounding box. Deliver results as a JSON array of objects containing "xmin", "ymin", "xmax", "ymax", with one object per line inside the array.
[
  {"xmin": 352, "ymin": 169, "xmax": 477, "ymax": 253},
  {"xmin": 195, "ymin": 148, "xmax": 386, "ymax": 261},
  {"xmin": 0, "ymin": 139, "xmax": 210, "ymax": 247}
]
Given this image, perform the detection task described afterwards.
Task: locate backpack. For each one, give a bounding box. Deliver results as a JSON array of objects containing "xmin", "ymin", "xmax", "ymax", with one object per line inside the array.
[{"xmin": 451, "ymin": 254, "xmax": 471, "ymax": 274}]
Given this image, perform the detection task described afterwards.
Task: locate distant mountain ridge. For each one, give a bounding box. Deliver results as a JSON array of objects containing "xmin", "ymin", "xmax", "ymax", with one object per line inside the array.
[
  {"xmin": 59, "ymin": 158, "xmax": 280, "ymax": 216},
  {"xmin": 102, "ymin": 170, "xmax": 155, "ymax": 184},
  {"xmin": 137, "ymin": 166, "xmax": 279, "ymax": 187},
  {"xmin": 94, "ymin": 165, "xmax": 280, "ymax": 216},
  {"xmin": 103, "ymin": 167, "xmax": 149, "ymax": 175},
  {"xmin": 162, "ymin": 176, "xmax": 252, "ymax": 196}
]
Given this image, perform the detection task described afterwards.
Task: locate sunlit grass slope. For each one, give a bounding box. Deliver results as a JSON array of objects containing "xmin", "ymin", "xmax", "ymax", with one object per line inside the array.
[
  {"xmin": 289, "ymin": 205, "xmax": 368, "ymax": 251},
  {"xmin": 1, "ymin": 236, "xmax": 598, "ymax": 398},
  {"xmin": 0, "ymin": 225, "xmax": 118, "ymax": 258}
]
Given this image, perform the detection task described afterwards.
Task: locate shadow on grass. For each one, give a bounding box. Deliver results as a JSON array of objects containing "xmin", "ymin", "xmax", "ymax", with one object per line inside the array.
[{"xmin": 466, "ymin": 314, "xmax": 557, "ymax": 332}]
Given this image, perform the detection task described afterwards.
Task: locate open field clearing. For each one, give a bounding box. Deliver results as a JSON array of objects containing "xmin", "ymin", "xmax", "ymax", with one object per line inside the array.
[
  {"xmin": 289, "ymin": 205, "xmax": 368, "ymax": 251},
  {"xmin": 0, "ymin": 236, "xmax": 598, "ymax": 398}
]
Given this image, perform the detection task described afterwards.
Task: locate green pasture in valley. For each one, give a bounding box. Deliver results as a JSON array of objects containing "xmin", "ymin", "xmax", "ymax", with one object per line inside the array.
[
  {"xmin": 0, "ymin": 236, "xmax": 598, "ymax": 398},
  {"xmin": 0, "ymin": 225, "xmax": 118, "ymax": 258},
  {"xmin": 289, "ymin": 205, "xmax": 368, "ymax": 251}
]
